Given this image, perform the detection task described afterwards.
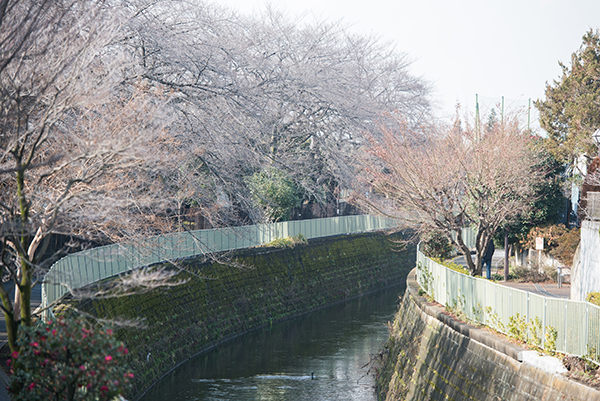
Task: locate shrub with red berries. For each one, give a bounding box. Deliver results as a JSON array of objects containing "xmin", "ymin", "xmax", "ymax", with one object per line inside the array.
[{"xmin": 9, "ymin": 314, "xmax": 133, "ymax": 400}]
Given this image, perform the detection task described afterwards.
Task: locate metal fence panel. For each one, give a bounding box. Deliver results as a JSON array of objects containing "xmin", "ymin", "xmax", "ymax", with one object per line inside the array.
[
  {"xmin": 42, "ymin": 215, "xmax": 396, "ymax": 315},
  {"xmin": 588, "ymin": 305, "xmax": 600, "ymax": 360},
  {"xmin": 415, "ymin": 243, "xmax": 600, "ymax": 363}
]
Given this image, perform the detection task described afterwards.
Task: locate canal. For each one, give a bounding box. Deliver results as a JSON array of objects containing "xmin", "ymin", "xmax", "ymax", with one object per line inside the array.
[{"xmin": 140, "ymin": 283, "xmax": 406, "ymax": 401}]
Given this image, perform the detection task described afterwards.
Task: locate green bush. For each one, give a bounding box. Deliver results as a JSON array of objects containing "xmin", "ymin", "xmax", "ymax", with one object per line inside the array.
[
  {"xmin": 421, "ymin": 231, "xmax": 454, "ymax": 260},
  {"xmin": 491, "ymin": 273, "xmax": 515, "ymax": 281},
  {"xmin": 9, "ymin": 314, "xmax": 133, "ymax": 400},
  {"xmin": 245, "ymin": 168, "xmax": 302, "ymax": 222},
  {"xmin": 507, "ymin": 313, "xmax": 528, "ymax": 343},
  {"xmin": 587, "ymin": 292, "xmax": 600, "ymax": 306},
  {"xmin": 511, "ymin": 265, "xmax": 552, "ymax": 283}
]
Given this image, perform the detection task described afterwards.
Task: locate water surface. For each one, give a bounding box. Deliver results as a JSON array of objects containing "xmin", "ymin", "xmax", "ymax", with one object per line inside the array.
[{"xmin": 141, "ymin": 284, "xmax": 405, "ymax": 401}]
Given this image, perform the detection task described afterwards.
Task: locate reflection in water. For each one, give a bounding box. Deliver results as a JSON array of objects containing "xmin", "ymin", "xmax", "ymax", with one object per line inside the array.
[{"xmin": 141, "ymin": 284, "xmax": 405, "ymax": 401}]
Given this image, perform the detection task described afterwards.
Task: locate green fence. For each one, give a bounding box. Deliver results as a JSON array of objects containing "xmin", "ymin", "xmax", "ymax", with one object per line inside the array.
[
  {"xmin": 416, "ymin": 241, "xmax": 600, "ymax": 363},
  {"xmin": 42, "ymin": 215, "xmax": 395, "ymax": 315}
]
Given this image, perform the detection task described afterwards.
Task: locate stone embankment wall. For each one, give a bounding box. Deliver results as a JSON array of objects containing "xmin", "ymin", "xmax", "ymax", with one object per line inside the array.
[
  {"xmin": 376, "ymin": 269, "xmax": 600, "ymax": 401},
  {"xmin": 75, "ymin": 231, "xmax": 414, "ymax": 400}
]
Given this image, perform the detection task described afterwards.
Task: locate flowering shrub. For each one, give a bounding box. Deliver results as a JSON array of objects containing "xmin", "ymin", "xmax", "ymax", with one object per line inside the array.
[{"xmin": 9, "ymin": 314, "xmax": 133, "ymax": 400}]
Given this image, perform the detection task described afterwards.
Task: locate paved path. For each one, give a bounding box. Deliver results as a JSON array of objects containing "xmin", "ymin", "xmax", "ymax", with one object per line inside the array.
[
  {"xmin": 454, "ymin": 249, "xmax": 571, "ymax": 299},
  {"xmin": 500, "ymin": 281, "xmax": 571, "ymax": 298}
]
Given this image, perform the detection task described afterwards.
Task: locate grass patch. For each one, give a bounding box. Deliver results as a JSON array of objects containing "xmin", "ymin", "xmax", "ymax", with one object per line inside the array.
[
  {"xmin": 432, "ymin": 258, "xmax": 470, "ymax": 275},
  {"xmin": 261, "ymin": 233, "xmax": 307, "ymax": 248}
]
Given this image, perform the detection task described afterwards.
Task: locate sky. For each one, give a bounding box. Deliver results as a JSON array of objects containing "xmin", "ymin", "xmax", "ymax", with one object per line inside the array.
[{"xmin": 213, "ymin": 0, "xmax": 600, "ymax": 130}]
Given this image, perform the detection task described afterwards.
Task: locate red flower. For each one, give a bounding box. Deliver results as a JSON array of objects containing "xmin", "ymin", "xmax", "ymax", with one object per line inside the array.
[{"xmin": 105, "ymin": 355, "xmax": 113, "ymax": 362}]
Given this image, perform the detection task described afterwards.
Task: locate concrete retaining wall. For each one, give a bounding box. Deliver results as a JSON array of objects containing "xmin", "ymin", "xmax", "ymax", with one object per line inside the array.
[
  {"xmin": 75, "ymin": 231, "xmax": 415, "ymax": 400},
  {"xmin": 376, "ymin": 269, "xmax": 600, "ymax": 401}
]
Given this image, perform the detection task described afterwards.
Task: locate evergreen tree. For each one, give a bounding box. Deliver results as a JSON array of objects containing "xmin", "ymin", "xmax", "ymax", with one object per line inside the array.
[{"xmin": 535, "ymin": 29, "xmax": 600, "ymax": 169}]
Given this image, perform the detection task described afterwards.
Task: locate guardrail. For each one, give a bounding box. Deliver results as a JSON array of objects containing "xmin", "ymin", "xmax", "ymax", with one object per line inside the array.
[
  {"xmin": 42, "ymin": 215, "xmax": 396, "ymax": 315},
  {"xmin": 416, "ymin": 242, "xmax": 600, "ymax": 363}
]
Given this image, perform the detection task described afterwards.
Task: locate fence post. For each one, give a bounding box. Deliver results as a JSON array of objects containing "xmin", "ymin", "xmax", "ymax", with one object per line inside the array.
[
  {"xmin": 542, "ymin": 298, "xmax": 547, "ymax": 349},
  {"xmin": 526, "ymin": 293, "xmax": 530, "ymax": 342},
  {"xmin": 585, "ymin": 303, "xmax": 589, "ymax": 357},
  {"xmin": 564, "ymin": 300, "xmax": 568, "ymax": 352}
]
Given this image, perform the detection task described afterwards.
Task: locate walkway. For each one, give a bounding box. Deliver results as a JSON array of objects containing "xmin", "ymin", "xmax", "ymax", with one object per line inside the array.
[{"xmin": 455, "ymin": 249, "xmax": 571, "ymax": 299}]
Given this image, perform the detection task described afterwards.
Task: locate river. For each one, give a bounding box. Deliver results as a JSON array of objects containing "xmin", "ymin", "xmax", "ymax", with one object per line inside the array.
[{"xmin": 140, "ymin": 284, "xmax": 405, "ymax": 401}]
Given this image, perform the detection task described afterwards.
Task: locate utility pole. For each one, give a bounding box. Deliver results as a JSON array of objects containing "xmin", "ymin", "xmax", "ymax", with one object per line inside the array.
[
  {"xmin": 475, "ymin": 94, "xmax": 480, "ymax": 140},
  {"xmin": 501, "ymin": 95, "xmax": 508, "ymax": 281},
  {"xmin": 527, "ymin": 98, "xmax": 531, "ymax": 131},
  {"xmin": 504, "ymin": 227, "xmax": 509, "ymax": 281}
]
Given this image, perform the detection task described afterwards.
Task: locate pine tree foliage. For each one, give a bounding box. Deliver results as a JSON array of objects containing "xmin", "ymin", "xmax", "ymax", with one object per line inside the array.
[{"xmin": 536, "ymin": 29, "xmax": 600, "ymax": 168}]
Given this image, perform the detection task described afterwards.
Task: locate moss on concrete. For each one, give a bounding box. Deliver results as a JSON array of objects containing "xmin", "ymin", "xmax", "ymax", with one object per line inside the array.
[
  {"xmin": 377, "ymin": 270, "xmax": 600, "ymax": 401},
  {"xmin": 75, "ymin": 231, "xmax": 414, "ymax": 399}
]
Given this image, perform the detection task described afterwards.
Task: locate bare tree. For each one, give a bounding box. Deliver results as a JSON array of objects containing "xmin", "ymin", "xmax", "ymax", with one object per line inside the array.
[
  {"xmin": 0, "ymin": 0, "xmax": 190, "ymax": 351},
  {"xmin": 359, "ymin": 111, "xmax": 543, "ymax": 275},
  {"xmin": 122, "ymin": 0, "xmax": 432, "ymax": 223},
  {"xmin": 0, "ymin": 0, "xmax": 431, "ymax": 354}
]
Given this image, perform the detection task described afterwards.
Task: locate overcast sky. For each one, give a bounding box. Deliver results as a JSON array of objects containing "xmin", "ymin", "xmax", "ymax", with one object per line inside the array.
[{"xmin": 216, "ymin": 0, "xmax": 600, "ymax": 128}]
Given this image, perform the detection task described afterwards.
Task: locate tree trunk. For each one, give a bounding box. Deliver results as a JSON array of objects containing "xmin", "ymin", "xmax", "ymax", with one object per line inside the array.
[
  {"xmin": 455, "ymin": 231, "xmax": 476, "ymax": 275},
  {"xmin": 0, "ymin": 294, "xmax": 18, "ymax": 352}
]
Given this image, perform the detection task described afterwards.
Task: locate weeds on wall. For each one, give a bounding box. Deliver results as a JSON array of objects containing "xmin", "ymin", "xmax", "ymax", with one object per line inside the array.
[
  {"xmin": 416, "ymin": 262, "xmax": 434, "ymax": 300},
  {"xmin": 545, "ymin": 327, "xmax": 558, "ymax": 356},
  {"xmin": 587, "ymin": 291, "xmax": 600, "ymax": 306},
  {"xmin": 261, "ymin": 234, "xmax": 307, "ymax": 248},
  {"xmin": 445, "ymin": 291, "xmax": 467, "ymax": 321},
  {"xmin": 484, "ymin": 306, "xmax": 505, "ymax": 332},
  {"xmin": 446, "ymin": 297, "xmax": 558, "ymax": 356}
]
